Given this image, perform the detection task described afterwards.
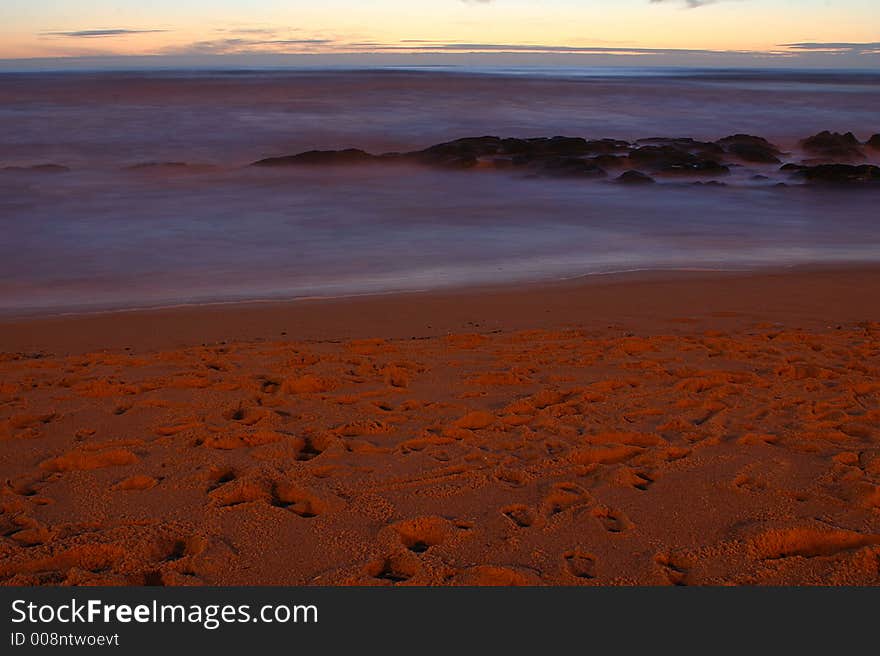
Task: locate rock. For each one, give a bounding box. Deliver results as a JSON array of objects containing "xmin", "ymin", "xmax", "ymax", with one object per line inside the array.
[
  {"xmin": 423, "ymin": 137, "xmax": 502, "ymax": 154},
  {"xmin": 628, "ymin": 145, "xmax": 694, "ymax": 166},
  {"xmin": 582, "ymin": 139, "xmax": 631, "ymax": 154},
  {"xmin": 867, "ymin": 134, "xmax": 880, "ymax": 150},
  {"xmin": 591, "ymin": 154, "xmax": 628, "ymax": 168},
  {"xmin": 405, "ymin": 136, "xmax": 629, "ymax": 167},
  {"xmin": 785, "ymin": 163, "xmax": 880, "ymax": 184},
  {"xmin": 660, "ymin": 160, "xmax": 729, "ymax": 176},
  {"xmin": 628, "ymin": 144, "xmax": 729, "ymax": 176},
  {"xmin": 252, "ymin": 149, "xmax": 376, "ymax": 167},
  {"xmin": 636, "ymin": 137, "xmax": 724, "ymax": 157},
  {"xmin": 616, "ymin": 170, "xmax": 655, "ymax": 184},
  {"xmin": 2, "ymin": 164, "xmax": 69, "ymax": 173},
  {"xmin": 800, "ymin": 131, "xmax": 864, "ymax": 160},
  {"xmin": 717, "ymin": 134, "xmax": 782, "ymax": 163},
  {"xmin": 498, "ymin": 137, "xmax": 590, "ymax": 158},
  {"xmin": 532, "ymin": 136, "xmax": 593, "ymax": 156},
  {"xmin": 406, "ymin": 137, "xmax": 505, "ymax": 168},
  {"xmin": 494, "ymin": 136, "xmax": 629, "ymax": 159},
  {"xmin": 126, "ymin": 162, "xmax": 189, "ymax": 171},
  {"xmin": 728, "ymin": 145, "xmax": 780, "ymax": 163},
  {"xmin": 530, "ymin": 157, "xmax": 606, "ymax": 178},
  {"xmin": 496, "ymin": 138, "xmax": 531, "ymax": 155}
]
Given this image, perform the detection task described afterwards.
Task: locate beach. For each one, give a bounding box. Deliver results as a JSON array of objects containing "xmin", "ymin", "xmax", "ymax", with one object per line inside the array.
[
  {"xmin": 2, "ymin": 266, "xmax": 879, "ymax": 585},
  {"xmin": 4, "ymin": 2, "xmax": 880, "ymax": 650}
]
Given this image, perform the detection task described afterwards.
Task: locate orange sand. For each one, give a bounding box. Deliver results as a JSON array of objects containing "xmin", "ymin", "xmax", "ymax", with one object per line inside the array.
[{"xmin": 1, "ymin": 267, "xmax": 879, "ymax": 586}]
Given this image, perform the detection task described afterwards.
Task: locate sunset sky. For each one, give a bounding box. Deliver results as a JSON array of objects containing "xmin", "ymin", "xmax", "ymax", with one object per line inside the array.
[{"xmin": 1, "ymin": 0, "xmax": 878, "ymax": 68}]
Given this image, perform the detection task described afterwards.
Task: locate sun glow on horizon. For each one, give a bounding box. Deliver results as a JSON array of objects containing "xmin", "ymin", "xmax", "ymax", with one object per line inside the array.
[{"xmin": 0, "ymin": 0, "xmax": 877, "ymax": 67}]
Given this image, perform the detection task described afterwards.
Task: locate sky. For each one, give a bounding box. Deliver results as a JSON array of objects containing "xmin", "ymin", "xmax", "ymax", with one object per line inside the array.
[{"xmin": 0, "ymin": 0, "xmax": 878, "ymax": 69}]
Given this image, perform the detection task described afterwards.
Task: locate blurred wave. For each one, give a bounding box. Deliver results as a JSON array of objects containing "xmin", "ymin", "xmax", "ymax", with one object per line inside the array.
[{"xmin": 0, "ymin": 69, "xmax": 878, "ymax": 314}]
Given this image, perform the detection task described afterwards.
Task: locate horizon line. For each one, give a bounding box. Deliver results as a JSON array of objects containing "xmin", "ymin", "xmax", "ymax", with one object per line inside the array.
[{"xmin": 1, "ymin": 51, "xmax": 879, "ymax": 73}]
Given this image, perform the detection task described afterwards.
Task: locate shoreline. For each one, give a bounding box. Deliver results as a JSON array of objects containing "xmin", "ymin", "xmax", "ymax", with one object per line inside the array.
[
  {"xmin": 2, "ymin": 264, "xmax": 879, "ymax": 355},
  {"xmin": 0, "ymin": 264, "xmax": 759, "ymax": 321}
]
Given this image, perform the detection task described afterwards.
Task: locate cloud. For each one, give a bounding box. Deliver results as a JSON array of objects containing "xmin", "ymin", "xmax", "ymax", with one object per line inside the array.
[
  {"xmin": 782, "ymin": 42, "xmax": 880, "ymax": 54},
  {"xmin": 166, "ymin": 37, "xmax": 335, "ymax": 55},
  {"xmin": 160, "ymin": 37, "xmax": 880, "ymax": 59},
  {"xmin": 348, "ymin": 41, "xmax": 759, "ymax": 56},
  {"xmin": 44, "ymin": 29, "xmax": 168, "ymax": 38},
  {"xmin": 214, "ymin": 27, "xmax": 280, "ymax": 36}
]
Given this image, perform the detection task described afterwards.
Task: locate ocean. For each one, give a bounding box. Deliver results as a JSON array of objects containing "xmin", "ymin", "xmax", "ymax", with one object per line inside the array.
[{"xmin": 1, "ymin": 68, "xmax": 878, "ymax": 314}]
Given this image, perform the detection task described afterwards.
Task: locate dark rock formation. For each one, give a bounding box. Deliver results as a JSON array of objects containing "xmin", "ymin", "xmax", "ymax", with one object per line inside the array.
[
  {"xmin": 405, "ymin": 136, "xmax": 624, "ymax": 172},
  {"xmin": 717, "ymin": 134, "xmax": 782, "ymax": 163},
  {"xmin": 246, "ymin": 132, "xmax": 879, "ymax": 188},
  {"xmin": 628, "ymin": 145, "xmax": 691, "ymax": 166},
  {"xmin": 253, "ymin": 149, "xmax": 377, "ymax": 167},
  {"xmin": 2, "ymin": 164, "xmax": 69, "ymax": 173},
  {"xmin": 617, "ymin": 170, "xmax": 655, "ymax": 184},
  {"xmin": 628, "ymin": 144, "xmax": 729, "ymax": 176},
  {"xmin": 528, "ymin": 157, "xmax": 606, "ymax": 178},
  {"xmin": 126, "ymin": 162, "xmax": 190, "ymax": 171},
  {"xmin": 590, "ymin": 154, "xmax": 628, "ymax": 168},
  {"xmin": 783, "ymin": 163, "xmax": 880, "ymax": 184},
  {"xmin": 410, "ymin": 136, "xmax": 502, "ymax": 168},
  {"xmin": 581, "ymin": 139, "xmax": 632, "ymax": 154},
  {"xmin": 636, "ymin": 137, "xmax": 724, "ymax": 157},
  {"xmin": 662, "ymin": 160, "xmax": 729, "ymax": 176},
  {"xmin": 501, "ymin": 137, "xmax": 590, "ymax": 158},
  {"xmin": 800, "ymin": 131, "xmax": 864, "ymax": 160}
]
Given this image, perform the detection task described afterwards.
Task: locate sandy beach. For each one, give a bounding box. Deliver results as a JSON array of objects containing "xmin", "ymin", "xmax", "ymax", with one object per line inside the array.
[{"xmin": 1, "ymin": 266, "xmax": 879, "ymax": 586}]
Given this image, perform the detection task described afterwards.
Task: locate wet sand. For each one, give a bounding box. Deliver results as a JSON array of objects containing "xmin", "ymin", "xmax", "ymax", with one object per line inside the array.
[{"xmin": 1, "ymin": 266, "xmax": 879, "ymax": 585}]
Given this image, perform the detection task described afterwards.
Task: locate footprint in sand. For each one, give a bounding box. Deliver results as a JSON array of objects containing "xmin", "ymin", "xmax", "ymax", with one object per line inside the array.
[
  {"xmin": 253, "ymin": 376, "xmax": 282, "ymax": 394},
  {"xmin": 2, "ymin": 516, "xmax": 54, "ymax": 547},
  {"xmin": 295, "ymin": 435, "xmax": 330, "ymax": 461},
  {"xmin": 501, "ymin": 504, "xmax": 537, "ymax": 528},
  {"xmin": 563, "ymin": 550, "xmax": 597, "ymax": 579},
  {"xmin": 541, "ymin": 482, "xmax": 591, "ymax": 517},
  {"xmin": 493, "ymin": 467, "xmax": 529, "ymax": 487},
  {"xmin": 452, "ymin": 565, "xmax": 542, "ymax": 586},
  {"xmin": 655, "ymin": 552, "xmax": 693, "ymax": 586},
  {"xmin": 206, "ymin": 466, "xmax": 236, "ymax": 492},
  {"xmin": 591, "ymin": 506, "xmax": 630, "ymax": 534},
  {"xmin": 209, "ymin": 479, "xmax": 268, "ymax": 508},
  {"xmin": 113, "ymin": 475, "xmax": 159, "ymax": 491},
  {"xmin": 270, "ymin": 482, "xmax": 327, "ymax": 518},
  {"xmin": 614, "ymin": 468, "xmax": 655, "ymax": 491},
  {"xmin": 365, "ymin": 553, "xmax": 421, "ymax": 584},
  {"xmin": 753, "ymin": 527, "xmax": 880, "ymax": 560},
  {"xmin": 39, "ymin": 448, "xmax": 138, "ymax": 473},
  {"xmin": 391, "ymin": 516, "xmax": 453, "ymax": 553},
  {"xmin": 225, "ymin": 403, "xmax": 278, "ymax": 427},
  {"xmin": 630, "ymin": 471, "xmax": 655, "ymax": 491}
]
